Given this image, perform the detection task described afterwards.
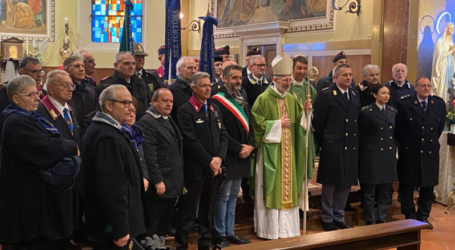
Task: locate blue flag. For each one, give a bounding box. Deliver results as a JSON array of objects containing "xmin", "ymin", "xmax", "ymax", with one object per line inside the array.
[
  {"xmin": 119, "ymin": 0, "xmax": 134, "ymax": 55},
  {"xmin": 164, "ymin": 0, "xmax": 182, "ymax": 82},
  {"xmin": 198, "ymin": 16, "xmax": 218, "ymax": 83}
]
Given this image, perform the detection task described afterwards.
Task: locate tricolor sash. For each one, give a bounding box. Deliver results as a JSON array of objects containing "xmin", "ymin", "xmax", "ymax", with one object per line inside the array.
[{"xmin": 213, "ymin": 92, "xmax": 249, "ymax": 133}]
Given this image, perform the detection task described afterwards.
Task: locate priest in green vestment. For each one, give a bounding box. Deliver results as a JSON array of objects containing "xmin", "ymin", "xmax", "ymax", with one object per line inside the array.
[{"xmin": 251, "ymin": 55, "xmax": 314, "ymax": 239}]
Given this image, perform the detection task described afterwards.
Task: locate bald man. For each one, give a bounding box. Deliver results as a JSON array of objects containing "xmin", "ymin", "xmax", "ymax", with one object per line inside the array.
[{"xmin": 384, "ymin": 63, "xmax": 415, "ymax": 108}]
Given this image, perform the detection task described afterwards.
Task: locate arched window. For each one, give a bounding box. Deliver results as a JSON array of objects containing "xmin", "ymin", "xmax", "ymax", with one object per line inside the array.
[{"xmin": 91, "ymin": 0, "xmax": 143, "ymax": 43}]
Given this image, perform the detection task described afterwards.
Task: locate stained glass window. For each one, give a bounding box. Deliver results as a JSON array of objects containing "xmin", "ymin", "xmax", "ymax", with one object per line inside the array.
[{"xmin": 91, "ymin": 0, "xmax": 142, "ymax": 43}]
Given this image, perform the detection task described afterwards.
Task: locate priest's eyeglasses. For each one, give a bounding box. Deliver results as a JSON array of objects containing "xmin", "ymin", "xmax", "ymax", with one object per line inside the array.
[{"xmin": 109, "ymin": 100, "xmax": 134, "ymax": 108}]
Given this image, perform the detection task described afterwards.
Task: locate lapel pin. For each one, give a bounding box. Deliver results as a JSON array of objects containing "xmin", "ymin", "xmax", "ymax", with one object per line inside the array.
[{"xmin": 333, "ymin": 90, "xmax": 337, "ymax": 96}]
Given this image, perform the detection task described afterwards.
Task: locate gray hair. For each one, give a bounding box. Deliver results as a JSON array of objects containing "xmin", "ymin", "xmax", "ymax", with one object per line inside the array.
[
  {"xmin": 7, "ymin": 75, "xmax": 36, "ymax": 102},
  {"xmin": 99, "ymin": 84, "xmax": 128, "ymax": 112},
  {"xmin": 46, "ymin": 70, "xmax": 69, "ymax": 86},
  {"xmin": 115, "ymin": 51, "xmax": 133, "ymax": 64},
  {"xmin": 176, "ymin": 56, "xmax": 194, "ymax": 72},
  {"xmin": 151, "ymin": 88, "xmax": 172, "ymax": 102},
  {"xmin": 362, "ymin": 64, "xmax": 380, "ymax": 76},
  {"xmin": 63, "ymin": 55, "xmax": 84, "ymax": 70},
  {"xmin": 73, "ymin": 49, "xmax": 89, "ymax": 58},
  {"xmin": 392, "ymin": 63, "xmax": 407, "ymax": 72},
  {"xmin": 249, "ymin": 55, "xmax": 265, "ymax": 66},
  {"xmin": 190, "ymin": 72, "xmax": 210, "ymax": 87},
  {"xmin": 415, "ymin": 77, "xmax": 430, "ymax": 86},
  {"xmin": 19, "ymin": 56, "xmax": 40, "ymax": 69}
]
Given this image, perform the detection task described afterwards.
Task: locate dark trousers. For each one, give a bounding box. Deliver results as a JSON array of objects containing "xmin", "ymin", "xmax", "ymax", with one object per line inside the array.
[
  {"xmin": 146, "ymin": 197, "xmax": 177, "ymax": 237},
  {"xmin": 3, "ymin": 237, "xmax": 70, "ymax": 250},
  {"xmin": 400, "ymin": 185, "xmax": 434, "ymax": 220},
  {"xmin": 321, "ymin": 185, "xmax": 350, "ymax": 223},
  {"xmin": 362, "ymin": 183, "xmax": 391, "ymax": 223},
  {"xmin": 175, "ymin": 178, "xmax": 219, "ymax": 250}
]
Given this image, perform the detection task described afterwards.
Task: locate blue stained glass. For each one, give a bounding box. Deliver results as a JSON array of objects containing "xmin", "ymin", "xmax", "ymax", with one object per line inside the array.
[{"xmin": 91, "ymin": 0, "xmax": 142, "ymax": 43}]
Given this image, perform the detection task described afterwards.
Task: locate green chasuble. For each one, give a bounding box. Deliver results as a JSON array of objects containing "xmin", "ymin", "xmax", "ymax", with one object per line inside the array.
[
  {"xmin": 251, "ymin": 87, "xmax": 314, "ymax": 210},
  {"xmin": 288, "ymin": 78, "xmax": 318, "ymax": 106}
]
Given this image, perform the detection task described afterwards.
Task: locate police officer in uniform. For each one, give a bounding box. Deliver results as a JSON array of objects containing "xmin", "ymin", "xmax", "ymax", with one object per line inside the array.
[
  {"xmin": 133, "ymin": 42, "xmax": 164, "ymax": 95},
  {"xmin": 210, "ymin": 55, "xmax": 224, "ymax": 96},
  {"xmin": 313, "ymin": 64, "xmax": 360, "ymax": 231},
  {"xmin": 359, "ymin": 84, "xmax": 398, "ymax": 225},
  {"xmin": 242, "ymin": 55, "xmax": 271, "ymax": 106},
  {"xmin": 175, "ymin": 72, "xmax": 228, "ymax": 250},
  {"xmin": 395, "ymin": 77, "xmax": 445, "ymax": 229},
  {"xmin": 384, "ymin": 63, "xmax": 415, "ymax": 108},
  {"xmin": 316, "ymin": 51, "xmax": 356, "ymax": 93}
]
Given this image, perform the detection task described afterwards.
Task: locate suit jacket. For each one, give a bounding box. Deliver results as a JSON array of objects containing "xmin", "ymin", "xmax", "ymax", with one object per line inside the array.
[
  {"xmin": 312, "ymin": 84, "xmax": 361, "ymax": 186},
  {"xmin": 177, "ymin": 96, "xmax": 228, "ymax": 181},
  {"xmin": 384, "ymin": 79, "xmax": 416, "ymax": 108},
  {"xmin": 82, "ymin": 112, "xmax": 149, "ymax": 243},
  {"xmin": 395, "ymin": 95, "xmax": 446, "ymax": 187},
  {"xmin": 211, "ymin": 87, "xmax": 255, "ymax": 179},
  {"xmin": 37, "ymin": 96, "xmax": 82, "ymax": 148},
  {"xmin": 242, "ymin": 74, "xmax": 270, "ymax": 106},
  {"xmin": 358, "ymin": 103, "xmax": 398, "ymax": 184},
  {"xmin": 168, "ymin": 77, "xmax": 193, "ymax": 121},
  {"xmin": 137, "ymin": 106, "xmax": 184, "ymax": 198}
]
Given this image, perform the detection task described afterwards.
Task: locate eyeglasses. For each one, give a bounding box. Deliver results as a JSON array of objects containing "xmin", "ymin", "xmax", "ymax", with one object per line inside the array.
[
  {"xmin": 23, "ymin": 68, "xmax": 45, "ymax": 75},
  {"xmin": 254, "ymin": 64, "xmax": 267, "ymax": 68},
  {"xmin": 109, "ymin": 100, "xmax": 134, "ymax": 108},
  {"xmin": 17, "ymin": 91, "xmax": 40, "ymax": 99},
  {"xmin": 54, "ymin": 83, "xmax": 76, "ymax": 89},
  {"xmin": 419, "ymin": 84, "xmax": 433, "ymax": 88},
  {"xmin": 84, "ymin": 59, "xmax": 95, "ymax": 64}
]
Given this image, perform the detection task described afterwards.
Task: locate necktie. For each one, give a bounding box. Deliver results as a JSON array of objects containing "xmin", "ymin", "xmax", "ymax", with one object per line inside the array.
[
  {"xmin": 257, "ymin": 79, "xmax": 262, "ymax": 86},
  {"xmin": 382, "ymin": 107, "xmax": 386, "ymax": 114},
  {"xmin": 421, "ymin": 101, "xmax": 427, "ymax": 111},
  {"xmin": 137, "ymin": 71, "xmax": 142, "ymax": 78},
  {"xmin": 63, "ymin": 108, "xmax": 74, "ymax": 136},
  {"xmin": 204, "ymin": 103, "xmax": 208, "ymax": 117},
  {"xmin": 343, "ymin": 92, "xmax": 349, "ymax": 100}
]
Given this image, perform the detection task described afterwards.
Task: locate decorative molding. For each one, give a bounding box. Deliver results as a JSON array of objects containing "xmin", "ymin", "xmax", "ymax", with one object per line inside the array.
[{"xmin": 0, "ymin": 0, "xmax": 56, "ymax": 42}]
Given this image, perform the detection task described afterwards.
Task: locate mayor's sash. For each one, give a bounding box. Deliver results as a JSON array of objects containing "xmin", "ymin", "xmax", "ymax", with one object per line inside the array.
[{"xmin": 213, "ymin": 92, "xmax": 249, "ymax": 133}]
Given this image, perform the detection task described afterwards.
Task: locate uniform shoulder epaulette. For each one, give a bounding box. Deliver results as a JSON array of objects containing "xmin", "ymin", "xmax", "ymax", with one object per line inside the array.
[
  {"xmin": 400, "ymin": 94, "xmax": 410, "ymax": 100},
  {"xmin": 361, "ymin": 105, "xmax": 369, "ymax": 111},
  {"xmin": 431, "ymin": 95, "xmax": 443, "ymax": 100},
  {"xmin": 322, "ymin": 87, "xmax": 329, "ymax": 91},
  {"xmin": 387, "ymin": 106, "xmax": 397, "ymax": 112},
  {"xmin": 100, "ymin": 76, "xmax": 112, "ymax": 82}
]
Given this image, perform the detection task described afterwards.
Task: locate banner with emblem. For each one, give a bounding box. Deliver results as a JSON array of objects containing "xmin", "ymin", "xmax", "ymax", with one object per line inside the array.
[
  {"xmin": 164, "ymin": 0, "xmax": 182, "ymax": 82},
  {"xmin": 119, "ymin": 0, "xmax": 135, "ymax": 55},
  {"xmin": 198, "ymin": 15, "xmax": 218, "ymax": 83}
]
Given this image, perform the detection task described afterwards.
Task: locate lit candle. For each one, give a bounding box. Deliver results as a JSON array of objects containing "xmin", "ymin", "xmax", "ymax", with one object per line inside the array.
[{"xmin": 64, "ymin": 17, "xmax": 68, "ymax": 24}]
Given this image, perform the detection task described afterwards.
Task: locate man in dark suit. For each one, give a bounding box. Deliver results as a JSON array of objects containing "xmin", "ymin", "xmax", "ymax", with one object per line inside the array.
[
  {"xmin": 82, "ymin": 85, "xmax": 150, "ymax": 248},
  {"xmin": 313, "ymin": 64, "xmax": 361, "ymax": 231},
  {"xmin": 64, "ymin": 56, "xmax": 97, "ymax": 135},
  {"xmin": 97, "ymin": 52, "xmax": 152, "ymax": 120},
  {"xmin": 316, "ymin": 51, "xmax": 356, "ymax": 93},
  {"xmin": 168, "ymin": 56, "xmax": 197, "ymax": 120},
  {"xmin": 242, "ymin": 55, "xmax": 271, "ymax": 106},
  {"xmin": 137, "ymin": 88, "xmax": 184, "ymax": 237},
  {"xmin": 37, "ymin": 70, "xmax": 81, "ymax": 147},
  {"xmin": 395, "ymin": 77, "xmax": 445, "ymax": 229},
  {"xmin": 134, "ymin": 42, "xmax": 164, "ymax": 95},
  {"xmin": 211, "ymin": 65, "xmax": 254, "ymax": 247},
  {"xmin": 175, "ymin": 72, "xmax": 228, "ymax": 250},
  {"xmin": 384, "ymin": 63, "xmax": 415, "ymax": 108}
]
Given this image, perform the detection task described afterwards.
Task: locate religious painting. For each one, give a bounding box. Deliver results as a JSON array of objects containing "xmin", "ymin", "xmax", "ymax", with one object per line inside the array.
[
  {"xmin": 417, "ymin": 0, "xmax": 455, "ymax": 102},
  {"xmin": 0, "ymin": 0, "xmax": 55, "ymax": 41},
  {"xmin": 214, "ymin": 0, "xmax": 328, "ymax": 28}
]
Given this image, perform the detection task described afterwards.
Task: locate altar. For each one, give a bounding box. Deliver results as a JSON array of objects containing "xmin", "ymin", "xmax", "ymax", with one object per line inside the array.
[{"xmin": 435, "ymin": 131, "xmax": 455, "ymax": 206}]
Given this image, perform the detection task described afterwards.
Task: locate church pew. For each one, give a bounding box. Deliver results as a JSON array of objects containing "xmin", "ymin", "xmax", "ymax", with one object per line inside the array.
[{"xmin": 229, "ymin": 219, "xmax": 429, "ymax": 250}]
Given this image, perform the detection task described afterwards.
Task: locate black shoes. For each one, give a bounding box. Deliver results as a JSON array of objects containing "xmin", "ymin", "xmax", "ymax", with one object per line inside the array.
[
  {"xmin": 418, "ymin": 218, "xmax": 433, "ymax": 229},
  {"xmin": 227, "ymin": 234, "xmax": 250, "ymax": 244},
  {"xmin": 334, "ymin": 221, "xmax": 353, "ymax": 229},
  {"xmin": 214, "ymin": 236, "xmax": 230, "ymax": 248},
  {"xmin": 322, "ymin": 222, "xmax": 338, "ymax": 231}
]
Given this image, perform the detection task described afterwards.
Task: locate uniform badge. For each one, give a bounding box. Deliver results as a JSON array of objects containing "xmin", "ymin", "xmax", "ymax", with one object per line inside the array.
[
  {"xmin": 431, "ymin": 100, "xmax": 434, "ymax": 104},
  {"xmin": 49, "ymin": 109, "xmax": 58, "ymax": 119},
  {"xmin": 148, "ymin": 83, "xmax": 155, "ymax": 93},
  {"xmin": 196, "ymin": 119, "xmax": 204, "ymax": 123},
  {"xmin": 195, "ymin": 105, "xmax": 199, "ymax": 111},
  {"xmin": 218, "ymin": 120, "xmax": 222, "ymax": 129},
  {"xmin": 351, "ymin": 90, "xmax": 356, "ymax": 96},
  {"xmin": 218, "ymin": 85, "xmax": 221, "ymax": 89},
  {"xmin": 209, "ymin": 105, "xmax": 215, "ymax": 113},
  {"xmin": 414, "ymin": 100, "xmax": 418, "ymax": 104},
  {"xmin": 333, "ymin": 90, "xmax": 337, "ymax": 96}
]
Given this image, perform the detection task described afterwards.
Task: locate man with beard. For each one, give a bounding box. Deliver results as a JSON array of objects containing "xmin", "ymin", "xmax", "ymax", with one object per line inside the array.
[
  {"xmin": 355, "ymin": 64, "xmax": 380, "ymax": 107},
  {"xmin": 251, "ymin": 55, "xmax": 313, "ymax": 239}
]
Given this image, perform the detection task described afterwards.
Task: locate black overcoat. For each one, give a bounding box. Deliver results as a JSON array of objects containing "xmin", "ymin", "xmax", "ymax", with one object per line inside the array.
[
  {"xmin": 177, "ymin": 96, "xmax": 228, "ymax": 181},
  {"xmin": 211, "ymin": 87, "xmax": 255, "ymax": 180},
  {"xmin": 241, "ymin": 75, "xmax": 270, "ymax": 106},
  {"xmin": 82, "ymin": 116, "xmax": 149, "ymax": 244},
  {"xmin": 137, "ymin": 107, "xmax": 184, "ymax": 198},
  {"xmin": 358, "ymin": 103, "xmax": 398, "ymax": 184},
  {"xmin": 312, "ymin": 84, "xmax": 360, "ymax": 187},
  {"xmin": 395, "ymin": 95, "xmax": 446, "ymax": 187},
  {"xmin": 0, "ymin": 111, "xmax": 78, "ymax": 243},
  {"xmin": 168, "ymin": 77, "xmax": 192, "ymax": 120}
]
